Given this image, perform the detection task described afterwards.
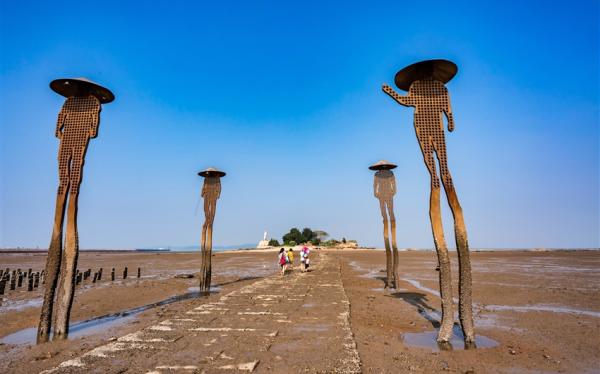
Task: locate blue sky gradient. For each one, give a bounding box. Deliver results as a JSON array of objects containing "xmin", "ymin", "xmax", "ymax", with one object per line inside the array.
[{"xmin": 1, "ymin": 1, "xmax": 598, "ymax": 249}]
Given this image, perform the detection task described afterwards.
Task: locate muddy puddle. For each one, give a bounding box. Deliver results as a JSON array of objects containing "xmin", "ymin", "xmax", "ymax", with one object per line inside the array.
[
  {"xmin": 348, "ymin": 261, "xmax": 382, "ymax": 279},
  {"xmin": 401, "ymin": 323, "xmax": 498, "ymax": 351},
  {"xmin": 484, "ymin": 304, "xmax": 600, "ymax": 318},
  {"xmin": 292, "ymin": 323, "xmax": 332, "ymax": 332},
  {"xmin": 0, "ymin": 297, "xmax": 42, "ymax": 312},
  {"xmin": 1, "ymin": 288, "xmax": 219, "ymax": 345}
]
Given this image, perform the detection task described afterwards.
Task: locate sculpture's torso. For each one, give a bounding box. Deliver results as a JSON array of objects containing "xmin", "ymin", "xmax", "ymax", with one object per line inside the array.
[
  {"xmin": 410, "ymin": 80, "xmax": 449, "ymax": 117},
  {"xmin": 61, "ymin": 96, "xmax": 100, "ymax": 140},
  {"xmin": 202, "ymin": 177, "xmax": 221, "ymax": 200},
  {"xmin": 374, "ymin": 170, "xmax": 395, "ymax": 201}
]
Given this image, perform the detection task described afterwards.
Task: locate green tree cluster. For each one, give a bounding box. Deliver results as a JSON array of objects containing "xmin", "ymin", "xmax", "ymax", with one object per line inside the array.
[{"xmin": 282, "ymin": 227, "xmax": 328, "ymax": 245}]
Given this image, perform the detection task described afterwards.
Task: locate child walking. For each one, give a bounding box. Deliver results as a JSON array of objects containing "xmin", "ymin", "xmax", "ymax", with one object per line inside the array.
[
  {"xmin": 287, "ymin": 248, "xmax": 295, "ymax": 270},
  {"xmin": 278, "ymin": 248, "xmax": 288, "ymax": 276},
  {"xmin": 300, "ymin": 246, "xmax": 310, "ymax": 272}
]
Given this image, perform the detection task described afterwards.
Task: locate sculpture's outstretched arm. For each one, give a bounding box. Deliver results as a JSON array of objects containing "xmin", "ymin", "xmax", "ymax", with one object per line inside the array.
[
  {"xmin": 55, "ymin": 104, "xmax": 67, "ymax": 138},
  {"xmin": 382, "ymin": 84, "xmax": 415, "ymax": 107}
]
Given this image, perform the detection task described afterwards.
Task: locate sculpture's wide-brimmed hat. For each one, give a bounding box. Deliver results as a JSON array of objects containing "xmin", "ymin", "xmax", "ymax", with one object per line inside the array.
[
  {"xmin": 394, "ymin": 59, "xmax": 457, "ymax": 91},
  {"xmin": 198, "ymin": 167, "xmax": 226, "ymax": 177},
  {"xmin": 369, "ymin": 160, "xmax": 397, "ymax": 171},
  {"xmin": 50, "ymin": 77, "xmax": 115, "ymax": 104}
]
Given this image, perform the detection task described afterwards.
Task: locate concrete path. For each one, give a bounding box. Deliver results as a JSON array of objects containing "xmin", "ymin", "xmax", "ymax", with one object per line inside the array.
[{"xmin": 42, "ymin": 252, "xmax": 361, "ymax": 373}]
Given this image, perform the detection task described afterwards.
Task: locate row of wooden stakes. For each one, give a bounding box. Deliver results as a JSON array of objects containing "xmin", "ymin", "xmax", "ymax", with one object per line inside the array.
[
  {"xmin": 0, "ymin": 267, "xmax": 142, "ymax": 296},
  {"xmin": 0, "ymin": 268, "xmax": 44, "ymax": 295}
]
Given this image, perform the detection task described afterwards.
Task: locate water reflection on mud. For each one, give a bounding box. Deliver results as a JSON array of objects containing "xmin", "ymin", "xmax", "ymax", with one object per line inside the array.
[
  {"xmin": 1, "ymin": 288, "xmax": 217, "ymax": 346},
  {"xmin": 401, "ymin": 328, "xmax": 498, "ymax": 351}
]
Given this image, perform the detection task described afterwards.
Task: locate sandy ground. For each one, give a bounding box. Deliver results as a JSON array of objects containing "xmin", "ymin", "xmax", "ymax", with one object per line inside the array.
[
  {"xmin": 339, "ymin": 250, "xmax": 600, "ymax": 373},
  {"xmin": 0, "ymin": 249, "xmax": 598, "ymax": 373}
]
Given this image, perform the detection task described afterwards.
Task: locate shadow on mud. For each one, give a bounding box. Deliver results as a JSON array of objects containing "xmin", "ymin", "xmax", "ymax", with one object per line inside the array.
[
  {"xmin": 389, "ymin": 291, "xmax": 440, "ymax": 329},
  {"xmin": 213, "ymin": 276, "xmax": 262, "ymax": 288},
  {"xmin": 389, "ymin": 291, "xmax": 498, "ymax": 351}
]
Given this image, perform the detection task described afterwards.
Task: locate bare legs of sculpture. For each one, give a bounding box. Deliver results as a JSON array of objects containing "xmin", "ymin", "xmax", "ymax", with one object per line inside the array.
[
  {"xmin": 199, "ymin": 198, "xmax": 216, "ymax": 293},
  {"xmin": 38, "ymin": 97, "xmax": 96, "ymax": 343},
  {"xmin": 420, "ymin": 139, "xmax": 475, "ymax": 346},
  {"xmin": 37, "ymin": 192, "xmax": 66, "ymax": 343},
  {"xmin": 380, "ymin": 199, "xmax": 399, "ymax": 289},
  {"xmin": 54, "ymin": 190, "xmax": 81, "ymax": 339}
]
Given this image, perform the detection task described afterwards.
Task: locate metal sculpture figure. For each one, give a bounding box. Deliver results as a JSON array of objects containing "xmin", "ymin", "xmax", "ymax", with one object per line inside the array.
[
  {"xmin": 198, "ymin": 167, "xmax": 225, "ymax": 293},
  {"xmin": 382, "ymin": 59, "xmax": 475, "ymax": 347},
  {"xmin": 369, "ymin": 160, "xmax": 399, "ymax": 289},
  {"xmin": 37, "ymin": 78, "xmax": 114, "ymax": 343}
]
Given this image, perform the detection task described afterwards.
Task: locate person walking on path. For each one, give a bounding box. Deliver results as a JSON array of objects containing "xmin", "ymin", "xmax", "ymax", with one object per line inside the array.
[
  {"xmin": 278, "ymin": 248, "xmax": 288, "ymax": 276},
  {"xmin": 300, "ymin": 246, "xmax": 310, "ymax": 272},
  {"xmin": 287, "ymin": 248, "xmax": 295, "ymax": 270}
]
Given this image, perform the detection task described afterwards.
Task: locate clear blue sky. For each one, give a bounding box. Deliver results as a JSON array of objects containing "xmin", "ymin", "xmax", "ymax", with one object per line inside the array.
[{"xmin": 1, "ymin": 1, "xmax": 598, "ymax": 249}]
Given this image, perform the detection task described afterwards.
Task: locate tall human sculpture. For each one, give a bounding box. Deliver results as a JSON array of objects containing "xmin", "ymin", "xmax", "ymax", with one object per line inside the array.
[
  {"xmin": 37, "ymin": 78, "xmax": 114, "ymax": 343},
  {"xmin": 382, "ymin": 59, "xmax": 475, "ymax": 347},
  {"xmin": 369, "ymin": 160, "xmax": 399, "ymax": 289},
  {"xmin": 198, "ymin": 167, "xmax": 225, "ymax": 293}
]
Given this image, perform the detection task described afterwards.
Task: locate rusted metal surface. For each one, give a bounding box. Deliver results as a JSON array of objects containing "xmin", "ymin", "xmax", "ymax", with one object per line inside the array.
[
  {"xmin": 50, "ymin": 77, "xmax": 115, "ymax": 104},
  {"xmin": 393, "ymin": 59, "xmax": 457, "ymax": 91},
  {"xmin": 37, "ymin": 78, "xmax": 113, "ymax": 344},
  {"xmin": 370, "ymin": 160, "xmax": 399, "ymax": 289},
  {"xmin": 382, "ymin": 60, "xmax": 475, "ymax": 347},
  {"xmin": 198, "ymin": 168, "xmax": 225, "ymax": 293}
]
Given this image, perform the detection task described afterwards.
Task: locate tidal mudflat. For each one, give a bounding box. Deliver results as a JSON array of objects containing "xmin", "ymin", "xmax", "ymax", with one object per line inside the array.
[{"xmin": 0, "ymin": 249, "xmax": 598, "ymax": 373}]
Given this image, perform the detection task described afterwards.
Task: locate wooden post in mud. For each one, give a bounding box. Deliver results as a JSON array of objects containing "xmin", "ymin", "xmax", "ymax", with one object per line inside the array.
[
  {"xmin": 18, "ymin": 273, "xmax": 23, "ymax": 288},
  {"xmin": 0, "ymin": 279, "xmax": 6, "ymax": 295},
  {"xmin": 92, "ymin": 272, "xmax": 98, "ymax": 283},
  {"xmin": 34, "ymin": 272, "xmax": 40, "ymax": 288},
  {"xmin": 28, "ymin": 275, "xmax": 34, "ymax": 291},
  {"xmin": 197, "ymin": 167, "xmax": 226, "ymax": 293},
  {"xmin": 137, "ymin": 267, "xmax": 141, "ymax": 278},
  {"xmin": 10, "ymin": 273, "xmax": 16, "ymax": 290},
  {"xmin": 123, "ymin": 267, "xmax": 128, "ymax": 279},
  {"xmin": 111, "ymin": 268, "xmax": 115, "ymax": 281},
  {"xmin": 382, "ymin": 59, "xmax": 475, "ymax": 347},
  {"xmin": 97, "ymin": 268, "xmax": 103, "ymax": 281}
]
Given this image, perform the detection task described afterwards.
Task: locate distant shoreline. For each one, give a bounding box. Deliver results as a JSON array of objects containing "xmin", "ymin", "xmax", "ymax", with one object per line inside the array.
[{"xmin": 1, "ymin": 247, "xmax": 598, "ymax": 254}]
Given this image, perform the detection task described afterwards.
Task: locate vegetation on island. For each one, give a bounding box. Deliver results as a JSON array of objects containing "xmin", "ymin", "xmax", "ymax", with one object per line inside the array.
[{"xmin": 274, "ymin": 227, "xmax": 357, "ymax": 247}]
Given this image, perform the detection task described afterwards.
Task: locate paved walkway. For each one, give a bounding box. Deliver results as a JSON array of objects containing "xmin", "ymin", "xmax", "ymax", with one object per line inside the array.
[{"xmin": 42, "ymin": 253, "xmax": 361, "ymax": 373}]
